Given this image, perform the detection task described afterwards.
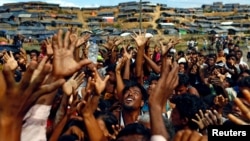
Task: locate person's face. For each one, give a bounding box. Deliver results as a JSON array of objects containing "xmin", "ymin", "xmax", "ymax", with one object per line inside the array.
[
  {"xmin": 178, "ymin": 64, "xmax": 185, "ymax": 74},
  {"xmin": 226, "ymin": 56, "xmax": 236, "ymax": 66},
  {"xmin": 237, "ymin": 72, "xmax": 250, "ymax": 82},
  {"xmin": 147, "ymin": 80, "xmax": 158, "ymax": 95},
  {"xmin": 232, "ymin": 97, "xmax": 250, "ymax": 119},
  {"xmin": 170, "ymin": 107, "xmax": 183, "ymax": 127},
  {"xmin": 107, "ymin": 71, "xmax": 116, "ymax": 83},
  {"xmin": 208, "ymin": 57, "xmax": 215, "ymax": 66},
  {"xmin": 175, "ymin": 84, "xmax": 188, "ymax": 95},
  {"xmin": 123, "ymin": 86, "xmax": 144, "ymax": 110},
  {"xmin": 147, "ymin": 48, "xmax": 154, "ymax": 58},
  {"xmin": 218, "ymin": 50, "xmax": 224, "ymax": 57},
  {"xmin": 190, "ymin": 65, "xmax": 198, "ymax": 74},
  {"xmin": 30, "ymin": 52, "xmax": 38, "ymax": 61},
  {"xmin": 236, "ymin": 52, "xmax": 242, "ymax": 59},
  {"xmin": 116, "ymin": 134, "xmax": 147, "ymax": 141}
]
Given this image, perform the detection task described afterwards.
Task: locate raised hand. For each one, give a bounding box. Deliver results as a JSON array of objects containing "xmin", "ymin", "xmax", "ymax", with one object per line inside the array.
[
  {"xmin": 122, "ymin": 44, "xmax": 132, "ymax": 60},
  {"xmin": 192, "ymin": 110, "xmax": 209, "ymax": 130},
  {"xmin": 115, "ymin": 57, "xmax": 127, "ymax": 72},
  {"xmin": 0, "ymin": 60, "xmax": 65, "ymax": 121},
  {"xmin": 52, "ymin": 29, "xmax": 92, "ymax": 77},
  {"xmin": 130, "ymin": 30, "xmax": 150, "ymax": 48},
  {"xmin": 159, "ymin": 38, "xmax": 180, "ymax": 56},
  {"xmin": 173, "ymin": 129, "xmax": 208, "ymax": 141},
  {"xmin": 92, "ymin": 67, "xmax": 110, "ymax": 95},
  {"xmin": 3, "ymin": 51, "xmax": 18, "ymax": 71},
  {"xmin": 65, "ymin": 125, "xmax": 85, "ymax": 140},
  {"xmin": 62, "ymin": 72, "xmax": 85, "ymax": 95},
  {"xmin": 107, "ymin": 124, "xmax": 124, "ymax": 140},
  {"xmin": 30, "ymin": 55, "xmax": 49, "ymax": 83},
  {"xmin": 204, "ymin": 109, "xmax": 223, "ymax": 125},
  {"xmin": 213, "ymin": 95, "xmax": 228, "ymax": 108},
  {"xmin": 44, "ymin": 38, "xmax": 53, "ymax": 57},
  {"xmin": 102, "ymin": 36, "xmax": 123, "ymax": 51},
  {"xmin": 18, "ymin": 48, "xmax": 28, "ymax": 66}
]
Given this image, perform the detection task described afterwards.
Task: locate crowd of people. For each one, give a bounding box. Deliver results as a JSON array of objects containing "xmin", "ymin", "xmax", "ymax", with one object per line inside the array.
[{"xmin": 0, "ymin": 28, "xmax": 250, "ymax": 141}]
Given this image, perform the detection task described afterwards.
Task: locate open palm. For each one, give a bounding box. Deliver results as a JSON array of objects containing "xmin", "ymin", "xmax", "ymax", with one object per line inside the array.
[{"xmin": 52, "ymin": 29, "xmax": 91, "ymax": 77}]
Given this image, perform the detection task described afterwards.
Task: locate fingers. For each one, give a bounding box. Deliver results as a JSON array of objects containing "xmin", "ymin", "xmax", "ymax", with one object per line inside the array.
[
  {"xmin": 20, "ymin": 61, "xmax": 38, "ymax": 90},
  {"xmin": 79, "ymin": 59, "xmax": 92, "ymax": 68},
  {"xmin": 37, "ymin": 56, "xmax": 48, "ymax": 72},
  {"xmin": 52, "ymin": 34, "xmax": 59, "ymax": 50},
  {"xmin": 57, "ymin": 29, "xmax": 63, "ymax": 48},
  {"xmin": 2, "ymin": 65, "xmax": 16, "ymax": 89},
  {"xmin": 27, "ymin": 63, "xmax": 51, "ymax": 93},
  {"xmin": 32, "ymin": 79, "xmax": 65, "ymax": 101},
  {"xmin": 173, "ymin": 130, "xmax": 204, "ymax": 141},
  {"xmin": 64, "ymin": 30, "xmax": 71, "ymax": 48}
]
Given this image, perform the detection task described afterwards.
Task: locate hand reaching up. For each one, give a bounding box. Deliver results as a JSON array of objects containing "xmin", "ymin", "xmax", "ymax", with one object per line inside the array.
[
  {"xmin": 0, "ymin": 60, "xmax": 65, "ymax": 121},
  {"xmin": 52, "ymin": 29, "xmax": 92, "ymax": 78},
  {"xmin": 18, "ymin": 48, "xmax": 28, "ymax": 66},
  {"xmin": 102, "ymin": 36, "xmax": 123, "ymax": 51},
  {"xmin": 159, "ymin": 38, "xmax": 180, "ymax": 56},
  {"xmin": 62, "ymin": 72, "xmax": 85, "ymax": 95},
  {"xmin": 130, "ymin": 30, "xmax": 150, "ymax": 48},
  {"xmin": 3, "ymin": 51, "xmax": 18, "ymax": 71},
  {"xmin": 44, "ymin": 38, "xmax": 53, "ymax": 57},
  {"xmin": 173, "ymin": 129, "xmax": 208, "ymax": 141},
  {"xmin": 192, "ymin": 110, "xmax": 209, "ymax": 130}
]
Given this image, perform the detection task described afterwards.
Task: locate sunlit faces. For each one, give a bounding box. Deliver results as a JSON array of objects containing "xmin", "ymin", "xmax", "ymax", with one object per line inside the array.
[{"xmin": 123, "ymin": 86, "xmax": 144, "ymax": 110}]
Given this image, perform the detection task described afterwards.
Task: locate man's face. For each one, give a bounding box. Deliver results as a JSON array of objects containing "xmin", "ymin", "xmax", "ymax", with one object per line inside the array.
[
  {"xmin": 147, "ymin": 80, "xmax": 157, "ymax": 95},
  {"xmin": 175, "ymin": 84, "xmax": 188, "ymax": 95},
  {"xmin": 236, "ymin": 52, "xmax": 242, "ymax": 59},
  {"xmin": 123, "ymin": 86, "xmax": 144, "ymax": 110},
  {"xmin": 226, "ymin": 56, "xmax": 236, "ymax": 66},
  {"xmin": 170, "ymin": 107, "xmax": 183, "ymax": 127}
]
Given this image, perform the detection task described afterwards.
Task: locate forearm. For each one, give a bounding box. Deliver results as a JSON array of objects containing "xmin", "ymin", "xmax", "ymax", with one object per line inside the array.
[
  {"xmin": 123, "ymin": 59, "xmax": 130, "ymax": 80},
  {"xmin": 143, "ymin": 54, "xmax": 160, "ymax": 74},
  {"xmin": 53, "ymin": 94, "xmax": 69, "ymax": 128},
  {"xmin": 49, "ymin": 115, "xmax": 69, "ymax": 141},
  {"xmin": 135, "ymin": 46, "xmax": 144, "ymax": 78},
  {"xmin": 149, "ymin": 105, "xmax": 169, "ymax": 140},
  {"xmin": 116, "ymin": 71, "xmax": 125, "ymax": 101},
  {"xmin": 83, "ymin": 114, "xmax": 108, "ymax": 141},
  {"xmin": 0, "ymin": 118, "xmax": 22, "ymax": 141}
]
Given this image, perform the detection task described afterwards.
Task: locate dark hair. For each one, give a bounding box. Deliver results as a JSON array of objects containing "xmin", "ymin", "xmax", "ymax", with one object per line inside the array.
[
  {"xmin": 226, "ymin": 54, "xmax": 236, "ymax": 60},
  {"xmin": 122, "ymin": 80, "xmax": 148, "ymax": 101},
  {"xmin": 29, "ymin": 49, "xmax": 40, "ymax": 56},
  {"xmin": 170, "ymin": 94, "xmax": 208, "ymax": 130},
  {"xmin": 178, "ymin": 73, "xmax": 190, "ymax": 87},
  {"xmin": 238, "ymin": 76, "xmax": 250, "ymax": 88},
  {"xmin": 177, "ymin": 50, "xmax": 185, "ymax": 57},
  {"xmin": 116, "ymin": 123, "xmax": 151, "ymax": 140},
  {"xmin": 106, "ymin": 63, "xmax": 116, "ymax": 73},
  {"xmin": 178, "ymin": 62, "xmax": 188, "ymax": 71}
]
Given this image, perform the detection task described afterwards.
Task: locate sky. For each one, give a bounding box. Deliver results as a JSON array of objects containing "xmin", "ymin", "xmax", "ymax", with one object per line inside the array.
[{"xmin": 1, "ymin": 0, "xmax": 250, "ymax": 8}]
